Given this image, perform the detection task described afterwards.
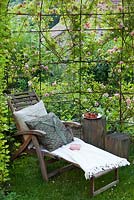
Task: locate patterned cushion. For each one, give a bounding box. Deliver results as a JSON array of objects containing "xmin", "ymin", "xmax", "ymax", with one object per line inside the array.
[{"xmin": 26, "ymin": 112, "xmax": 74, "ymax": 151}]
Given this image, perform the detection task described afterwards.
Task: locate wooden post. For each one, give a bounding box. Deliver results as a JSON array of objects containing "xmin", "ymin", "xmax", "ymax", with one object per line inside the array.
[
  {"xmin": 82, "ymin": 117, "xmax": 106, "ymax": 149},
  {"xmin": 105, "ymin": 133, "xmax": 130, "ymax": 159}
]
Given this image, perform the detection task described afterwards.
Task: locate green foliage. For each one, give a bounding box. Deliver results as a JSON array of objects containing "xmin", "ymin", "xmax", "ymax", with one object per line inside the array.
[
  {"xmin": 0, "ymin": 190, "xmax": 20, "ymax": 200},
  {"xmin": 0, "ymin": 0, "xmax": 10, "ymax": 185},
  {"xmin": 0, "ymin": 134, "xmax": 10, "ymax": 184},
  {"xmin": 3, "ymin": 0, "xmax": 133, "ymax": 135},
  {"xmin": 0, "ymin": 93, "xmax": 10, "ymax": 184}
]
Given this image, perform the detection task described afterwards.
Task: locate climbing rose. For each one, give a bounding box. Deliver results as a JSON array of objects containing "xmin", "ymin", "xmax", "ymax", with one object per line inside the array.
[
  {"xmin": 41, "ymin": 65, "xmax": 49, "ymax": 70},
  {"xmin": 118, "ymin": 61, "xmax": 124, "ymax": 65},
  {"xmin": 114, "ymin": 93, "xmax": 120, "ymax": 97},
  {"xmin": 118, "ymin": 6, "xmax": 123, "ymax": 11},
  {"xmin": 119, "ymin": 22, "xmax": 124, "ymax": 29},
  {"xmin": 84, "ymin": 22, "xmax": 91, "ymax": 29},
  {"xmin": 94, "ymin": 102, "xmax": 99, "ymax": 107},
  {"xmin": 130, "ymin": 31, "xmax": 134, "ymax": 37},
  {"xmin": 126, "ymin": 98, "xmax": 131, "ymax": 106},
  {"xmin": 44, "ymin": 66, "xmax": 49, "ymax": 70},
  {"xmin": 44, "ymin": 93, "xmax": 49, "ymax": 97}
]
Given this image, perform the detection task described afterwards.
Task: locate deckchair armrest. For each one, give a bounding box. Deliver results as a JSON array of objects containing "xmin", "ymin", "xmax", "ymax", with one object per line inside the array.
[
  {"xmin": 15, "ymin": 130, "xmax": 46, "ymax": 137},
  {"xmin": 62, "ymin": 121, "xmax": 82, "ymax": 128}
]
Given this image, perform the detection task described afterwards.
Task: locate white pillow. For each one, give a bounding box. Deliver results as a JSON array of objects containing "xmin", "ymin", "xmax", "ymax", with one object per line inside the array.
[{"xmin": 13, "ymin": 100, "xmax": 47, "ymax": 131}]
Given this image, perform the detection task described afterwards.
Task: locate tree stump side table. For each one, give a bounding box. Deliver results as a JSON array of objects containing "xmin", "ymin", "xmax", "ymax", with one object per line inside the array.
[{"xmin": 82, "ymin": 116, "xmax": 106, "ymax": 149}]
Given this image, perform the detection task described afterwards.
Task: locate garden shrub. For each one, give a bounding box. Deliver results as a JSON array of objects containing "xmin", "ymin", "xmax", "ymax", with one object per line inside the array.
[
  {"xmin": 0, "ymin": 0, "xmax": 10, "ymax": 187},
  {"xmin": 0, "ymin": 68, "xmax": 10, "ymax": 186},
  {"xmin": 0, "ymin": 134, "xmax": 10, "ymax": 184}
]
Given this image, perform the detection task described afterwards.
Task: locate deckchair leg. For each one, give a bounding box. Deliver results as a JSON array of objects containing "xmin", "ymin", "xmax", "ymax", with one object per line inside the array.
[
  {"xmin": 115, "ymin": 168, "xmax": 119, "ymax": 180},
  {"xmin": 90, "ymin": 168, "xmax": 119, "ymax": 197},
  {"xmin": 90, "ymin": 177, "xmax": 95, "ymax": 197},
  {"xmin": 32, "ymin": 136, "xmax": 48, "ymax": 181}
]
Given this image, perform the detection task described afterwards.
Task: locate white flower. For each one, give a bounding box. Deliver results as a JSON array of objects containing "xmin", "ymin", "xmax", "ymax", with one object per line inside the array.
[
  {"xmin": 28, "ymin": 80, "xmax": 32, "ymax": 86},
  {"xmin": 103, "ymin": 93, "xmax": 109, "ymax": 97},
  {"xmin": 52, "ymin": 81, "xmax": 56, "ymax": 86},
  {"xmin": 87, "ymin": 88, "xmax": 92, "ymax": 92},
  {"xmin": 25, "ymin": 63, "xmax": 29, "ymax": 69}
]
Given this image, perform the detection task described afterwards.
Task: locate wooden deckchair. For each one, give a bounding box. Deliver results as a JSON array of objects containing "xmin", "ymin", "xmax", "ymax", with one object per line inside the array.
[
  {"xmin": 6, "ymin": 91, "xmax": 81, "ymax": 179},
  {"xmin": 6, "ymin": 91, "xmax": 125, "ymax": 197}
]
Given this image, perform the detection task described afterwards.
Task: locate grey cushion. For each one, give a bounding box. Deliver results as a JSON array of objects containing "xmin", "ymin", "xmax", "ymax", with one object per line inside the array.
[{"xmin": 26, "ymin": 112, "xmax": 73, "ymax": 151}]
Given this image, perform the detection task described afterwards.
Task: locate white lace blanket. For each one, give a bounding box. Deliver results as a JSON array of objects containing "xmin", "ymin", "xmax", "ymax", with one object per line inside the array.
[{"xmin": 50, "ymin": 137, "xmax": 130, "ymax": 179}]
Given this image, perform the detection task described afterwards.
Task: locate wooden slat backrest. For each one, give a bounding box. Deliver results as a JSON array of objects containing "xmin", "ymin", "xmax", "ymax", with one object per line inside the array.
[{"xmin": 6, "ymin": 91, "xmax": 40, "ymax": 112}]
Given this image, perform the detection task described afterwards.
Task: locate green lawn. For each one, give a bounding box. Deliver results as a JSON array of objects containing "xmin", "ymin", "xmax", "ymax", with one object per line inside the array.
[{"xmin": 8, "ymin": 151, "xmax": 134, "ymax": 200}]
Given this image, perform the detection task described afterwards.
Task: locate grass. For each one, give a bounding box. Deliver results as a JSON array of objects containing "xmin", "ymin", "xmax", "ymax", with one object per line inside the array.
[{"xmin": 8, "ymin": 148, "xmax": 134, "ymax": 200}]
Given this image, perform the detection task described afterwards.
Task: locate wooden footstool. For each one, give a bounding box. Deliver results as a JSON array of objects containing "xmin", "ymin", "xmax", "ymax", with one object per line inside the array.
[{"xmin": 105, "ymin": 132, "xmax": 130, "ymax": 159}]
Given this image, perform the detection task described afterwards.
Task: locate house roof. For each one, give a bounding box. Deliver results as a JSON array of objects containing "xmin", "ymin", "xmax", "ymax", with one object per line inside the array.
[{"xmin": 50, "ymin": 23, "xmax": 67, "ymax": 38}]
